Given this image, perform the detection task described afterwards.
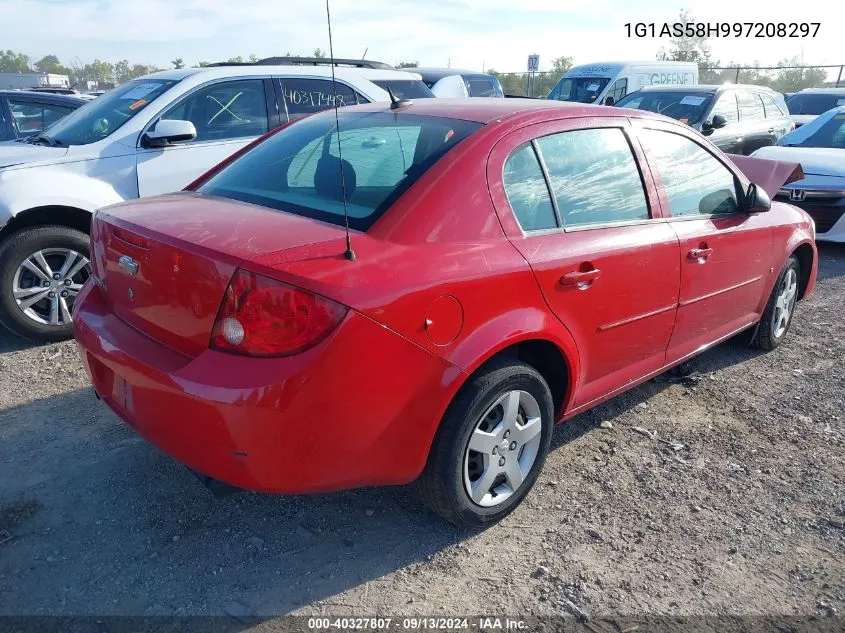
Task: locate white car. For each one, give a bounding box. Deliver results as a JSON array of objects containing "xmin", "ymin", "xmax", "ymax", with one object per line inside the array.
[
  {"xmin": 752, "ymin": 105, "xmax": 845, "ymax": 243},
  {"xmin": 0, "ymin": 61, "xmax": 432, "ymax": 341}
]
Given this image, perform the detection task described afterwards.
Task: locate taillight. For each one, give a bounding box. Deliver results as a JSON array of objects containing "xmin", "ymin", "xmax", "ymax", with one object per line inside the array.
[{"xmin": 210, "ymin": 269, "xmax": 347, "ymax": 357}]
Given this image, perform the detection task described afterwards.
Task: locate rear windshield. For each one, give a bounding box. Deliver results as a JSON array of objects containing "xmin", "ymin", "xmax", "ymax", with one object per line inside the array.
[
  {"xmin": 787, "ymin": 93, "xmax": 845, "ymax": 116},
  {"xmin": 199, "ymin": 111, "xmax": 482, "ymax": 231},
  {"xmin": 616, "ymin": 91, "xmax": 713, "ymax": 125},
  {"xmin": 371, "ymin": 80, "xmax": 435, "ymax": 100}
]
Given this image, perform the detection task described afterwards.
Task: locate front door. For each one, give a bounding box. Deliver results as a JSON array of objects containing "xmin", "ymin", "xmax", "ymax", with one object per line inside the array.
[
  {"xmin": 489, "ymin": 117, "xmax": 680, "ymax": 407},
  {"xmin": 136, "ymin": 78, "xmax": 273, "ymax": 197},
  {"xmin": 634, "ymin": 124, "xmax": 772, "ymax": 363},
  {"xmin": 705, "ymin": 90, "xmax": 742, "ymax": 154}
]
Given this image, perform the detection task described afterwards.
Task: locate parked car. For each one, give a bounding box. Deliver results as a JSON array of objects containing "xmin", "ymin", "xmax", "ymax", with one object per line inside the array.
[
  {"xmin": 615, "ymin": 84, "xmax": 794, "ymax": 155},
  {"xmin": 753, "ymin": 105, "xmax": 845, "ymax": 242},
  {"xmin": 0, "ymin": 90, "xmax": 85, "ymax": 141},
  {"xmin": 415, "ymin": 68, "xmax": 504, "ymax": 98},
  {"xmin": 547, "ymin": 60, "xmax": 698, "ymax": 105},
  {"xmin": 785, "ymin": 88, "xmax": 845, "ymax": 127},
  {"xmin": 0, "ymin": 61, "xmax": 432, "ymax": 341},
  {"xmin": 74, "ymin": 98, "xmax": 817, "ymax": 527}
]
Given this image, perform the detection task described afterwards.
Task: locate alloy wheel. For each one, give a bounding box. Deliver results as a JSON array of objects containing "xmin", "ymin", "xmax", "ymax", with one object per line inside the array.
[
  {"xmin": 463, "ymin": 390, "xmax": 543, "ymax": 507},
  {"xmin": 772, "ymin": 267, "xmax": 798, "ymax": 339},
  {"xmin": 12, "ymin": 248, "xmax": 90, "ymax": 327}
]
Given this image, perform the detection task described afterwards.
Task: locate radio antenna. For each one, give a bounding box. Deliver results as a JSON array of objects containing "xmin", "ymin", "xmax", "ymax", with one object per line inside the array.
[{"xmin": 325, "ymin": 0, "xmax": 355, "ymax": 261}]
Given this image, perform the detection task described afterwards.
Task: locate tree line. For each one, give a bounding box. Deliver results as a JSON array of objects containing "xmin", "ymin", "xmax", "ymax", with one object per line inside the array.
[{"xmin": 1, "ymin": 50, "xmax": 158, "ymax": 89}]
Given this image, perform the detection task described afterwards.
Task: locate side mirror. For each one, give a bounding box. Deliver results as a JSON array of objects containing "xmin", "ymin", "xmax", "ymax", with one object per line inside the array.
[
  {"xmin": 142, "ymin": 119, "xmax": 197, "ymax": 148},
  {"xmin": 711, "ymin": 114, "xmax": 728, "ymax": 129},
  {"xmin": 603, "ymin": 96, "xmax": 615, "ymax": 106},
  {"xmin": 745, "ymin": 183, "xmax": 771, "ymax": 213}
]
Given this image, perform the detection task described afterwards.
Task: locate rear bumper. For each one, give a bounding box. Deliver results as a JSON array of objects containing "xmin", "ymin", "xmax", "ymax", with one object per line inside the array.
[{"xmin": 73, "ymin": 281, "xmax": 462, "ymax": 493}]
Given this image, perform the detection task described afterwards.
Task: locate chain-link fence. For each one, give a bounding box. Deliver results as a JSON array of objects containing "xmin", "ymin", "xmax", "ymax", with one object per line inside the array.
[{"xmin": 493, "ymin": 64, "xmax": 843, "ymax": 98}]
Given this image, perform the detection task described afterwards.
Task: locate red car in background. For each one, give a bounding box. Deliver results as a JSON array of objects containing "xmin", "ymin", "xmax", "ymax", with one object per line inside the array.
[{"xmin": 73, "ymin": 99, "xmax": 817, "ymax": 527}]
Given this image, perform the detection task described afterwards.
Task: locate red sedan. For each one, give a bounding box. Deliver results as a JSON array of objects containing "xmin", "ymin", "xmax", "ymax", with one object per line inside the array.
[{"xmin": 74, "ymin": 99, "xmax": 817, "ymax": 527}]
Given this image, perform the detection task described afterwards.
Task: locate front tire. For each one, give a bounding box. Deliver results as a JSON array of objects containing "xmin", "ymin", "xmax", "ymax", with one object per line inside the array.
[
  {"xmin": 0, "ymin": 225, "xmax": 91, "ymax": 342},
  {"xmin": 751, "ymin": 255, "xmax": 800, "ymax": 351},
  {"xmin": 418, "ymin": 358, "xmax": 554, "ymax": 528}
]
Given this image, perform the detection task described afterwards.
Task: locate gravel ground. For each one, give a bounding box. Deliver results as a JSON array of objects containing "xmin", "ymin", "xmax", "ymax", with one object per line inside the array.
[{"xmin": 0, "ymin": 244, "xmax": 843, "ymax": 622}]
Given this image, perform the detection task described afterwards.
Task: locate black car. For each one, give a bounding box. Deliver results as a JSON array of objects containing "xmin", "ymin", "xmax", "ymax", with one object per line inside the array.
[
  {"xmin": 0, "ymin": 90, "xmax": 87, "ymax": 142},
  {"xmin": 615, "ymin": 84, "xmax": 794, "ymax": 155}
]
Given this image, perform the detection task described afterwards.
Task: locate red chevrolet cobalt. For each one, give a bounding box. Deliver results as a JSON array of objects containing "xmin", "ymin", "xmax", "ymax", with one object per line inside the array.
[{"xmin": 74, "ymin": 99, "xmax": 817, "ymax": 527}]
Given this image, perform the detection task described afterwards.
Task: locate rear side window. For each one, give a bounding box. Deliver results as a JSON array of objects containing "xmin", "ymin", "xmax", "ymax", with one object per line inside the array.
[
  {"xmin": 278, "ymin": 78, "xmax": 366, "ymax": 120},
  {"xmin": 710, "ymin": 92, "xmax": 739, "ymax": 124},
  {"xmin": 503, "ymin": 143, "xmax": 557, "ymax": 231},
  {"xmin": 199, "ymin": 112, "xmax": 481, "ymax": 231},
  {"xmin": 535, "ymin": 128, "xmax": 649, "ymax": 227},
  {"xmin": 466, "ymin": 79, "xmax": 500, "ymax": 98},
  {"xmin": 760, "ymin": 93, "xmax": 785, "ymax": 118},
  {"xmin": 639, "ymin": 129, "xmax": 740, "ymax": 216},
  {"xmin": 371, "ymin": 80, "xmax": 435, "ymax": 99},
  {"xmin": 738, "ymin": 92, "xmax": 765, "ymax": 120},
  {"xmin": 9, "ymin": 100, "xmax": 74, "ymax": 137},
  {"xmin": 158, "ymin": 79, "xmax": 269, "ymax": 142}
]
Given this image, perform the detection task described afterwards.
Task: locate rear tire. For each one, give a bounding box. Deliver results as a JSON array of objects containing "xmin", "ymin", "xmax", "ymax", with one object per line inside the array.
[
  {"xmin": 418, "ymin": 358, "xmax": 554, "ymax": 528},
  {"xmin": 751, "ymin": 255, "xmax": 800, "ymax": 351},
  {"xmin": 0, "ymin": 225, "xmax": 91, "ymax": 342}
]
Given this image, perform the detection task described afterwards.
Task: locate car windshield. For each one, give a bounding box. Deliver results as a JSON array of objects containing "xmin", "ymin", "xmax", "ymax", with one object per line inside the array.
[
  {"xmin": 199, "ymin": 111, "xmax": 482, "ymax": 231},
  {"xmin": 371, "ymin": 80, "xmax": 434, "ymax": 100},
  {"xmin": 41, "ymin": 78, "xmax": 177, "ymax": 146},
  {"xmin": 548, "ymin": 77, "xmax": 611, "ymax": 103},
  {"xmin": 786, "ymin": 93, "xmax": 845, "ymax": 116},
  {"xmin": 616, "ymin": 91, "xmax": 713, "ymax": 125},
  {"xmin": 785, "ymin": 112, "xmax": 845, "ymax": 148}
]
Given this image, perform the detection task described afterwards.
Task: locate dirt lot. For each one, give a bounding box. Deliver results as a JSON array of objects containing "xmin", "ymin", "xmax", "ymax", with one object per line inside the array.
[{"xmin": 0, "ymin": 245, "xmax": 843, "ymax": 623}]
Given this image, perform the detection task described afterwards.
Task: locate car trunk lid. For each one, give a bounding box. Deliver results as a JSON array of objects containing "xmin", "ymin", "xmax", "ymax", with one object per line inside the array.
[{"xmin": 92, "ymin": 193, "xmax": 349, "ymax": 357}]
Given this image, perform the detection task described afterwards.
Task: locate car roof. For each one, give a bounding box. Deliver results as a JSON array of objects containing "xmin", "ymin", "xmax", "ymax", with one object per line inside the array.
[
  {"xmin": 327, "ymin": 97, "xmax": 661, "ymax": 125},
  {"xmin": 414, "ymin": 68, "xmax": 493, "ymax": 81},
  {"xmin": 142, "ymin": 65, "xmax": 422, "ymax": 83},
  {"xmin": 0, "ymin": 90, "xmax": 87, "ymax": 105},
  {"xmin": 632, "ymin": 84, "xmax": 776, "ymax": 94},
  {"xmin": 793, "ymin": 87, "xmax": 845, "ymax": 94}
]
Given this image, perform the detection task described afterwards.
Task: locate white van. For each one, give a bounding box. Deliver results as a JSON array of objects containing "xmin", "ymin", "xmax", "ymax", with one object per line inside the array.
[{"xmin": 546, "ymin": 61, "xmax": 698, "ymax": 106}]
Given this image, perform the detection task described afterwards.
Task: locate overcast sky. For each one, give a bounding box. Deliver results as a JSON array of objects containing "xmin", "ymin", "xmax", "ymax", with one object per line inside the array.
[{"xmin": 2, "ymin": 0, "xmax": 841, "ymax": 78}]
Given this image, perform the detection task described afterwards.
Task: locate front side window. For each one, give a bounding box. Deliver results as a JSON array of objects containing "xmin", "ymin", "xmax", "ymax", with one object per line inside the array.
[
  {"xmin": 42, "ymin": 78, "xmax": 177, "ymax": 146},
  {"xmin": 278, "ymin": 78, "xmax": 364, "ymax": 120},
  {"xmin": 548, "ymin": 77, "xmax": 611, "ymax": 103},
  {"xmin": 607, "ymin": 78, "xmax": 628, "ymax": 103},
  {"xmin": 738, "ymin": 92, "xmax": 765, "ymax": 120},
  {"xmin": 639, "ymin": 129, "xmax": 740, "ymax": 217},
  {"xmin": 710, "ymin": 92, "xmax": 739, "ymax": 124},
  {"xmin": 503, "ymin": 143, "xmax": 557, "ymax": 231},
  {"xmin": 535, "ymin": 127, "xmax": 650, "ymax": 227},
  {"xmin": 199, "ymin": 112, "xmax": 481, "ymax": 231},
  {"xmin": 157, "ymin": 79, "xmax": 268, "ymax": 142},
  {"xmin": 9, "ymin": 100, "xmax": 73, "ymax": 137}
]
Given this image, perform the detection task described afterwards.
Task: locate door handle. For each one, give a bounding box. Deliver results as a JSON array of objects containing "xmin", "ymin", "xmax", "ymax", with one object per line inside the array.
[
  {"xmin": 767, "ymin": 127, "xmax": 775, "ymax": 133},
  {"xmin": 688, "ymin": 247, "xmax": 713, "ymax": 261},
  {"xmin": 560, "ymin": 268, "xmax": 601, "ymax": 286}
]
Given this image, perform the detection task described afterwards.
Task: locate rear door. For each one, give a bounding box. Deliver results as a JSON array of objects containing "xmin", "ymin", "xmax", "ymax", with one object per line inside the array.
[
  {"xmin": 760, "ymin": 92, "xmax": 792, "ymax": 145},
  {"xmin": 633, "ymin": 121, "xmax": 772, "ymax": 364},
  {"xmin": 488, "ymin": 116, "xmax": 680, "ymax": 407},
  {"xmin": 136, "ymin": 78, "xmax": 275, "ymax": 197}
]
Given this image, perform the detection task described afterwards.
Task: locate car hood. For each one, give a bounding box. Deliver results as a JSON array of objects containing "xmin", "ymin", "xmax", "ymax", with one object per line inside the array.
[
  {"xmin": 0, "ymin": 141, "xmax": 69, "ymax": 169},
  {"xmin": 751, "ymin": 146, "xmax": 845, "ymax": 177},
  {"xmin": 727, "ymin": 153, "xmax": 804, "ymax": 198}
]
